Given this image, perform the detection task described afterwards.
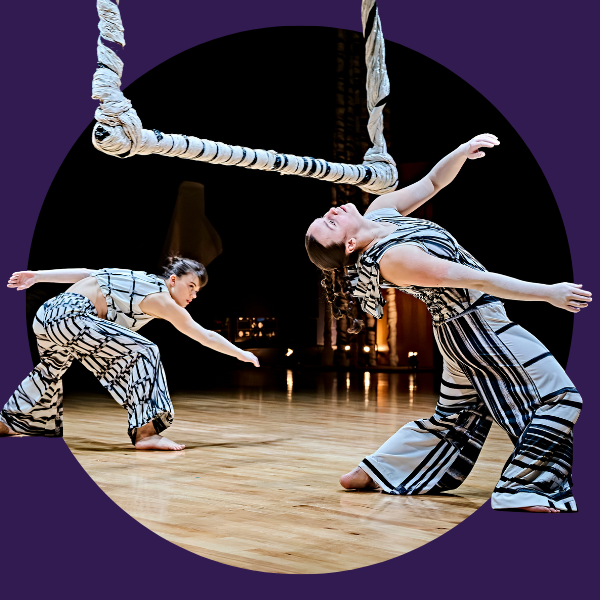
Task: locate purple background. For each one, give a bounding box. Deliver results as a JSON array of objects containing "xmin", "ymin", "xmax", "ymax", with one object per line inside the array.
[{"xmin": 1, "ymin": 0, "xmax": 596, "ymax": 596}]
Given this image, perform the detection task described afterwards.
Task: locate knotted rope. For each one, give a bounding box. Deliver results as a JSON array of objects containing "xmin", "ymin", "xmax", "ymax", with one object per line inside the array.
[{"xmin": 91, "ymin": 0, "xmax": 398, "ymax": 194}]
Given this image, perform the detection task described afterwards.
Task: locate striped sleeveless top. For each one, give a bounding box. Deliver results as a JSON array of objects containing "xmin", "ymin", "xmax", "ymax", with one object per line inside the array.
[
  {"xmin": 347, "ymin": 208, "xmax": 500, "ymax": 324},
  {"xmin": 90, "ymin": 268, "xmax": 168, "ymax": 331}
]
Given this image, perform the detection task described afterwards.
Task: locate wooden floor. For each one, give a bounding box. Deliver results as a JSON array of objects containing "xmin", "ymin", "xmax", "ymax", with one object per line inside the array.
[{"xmin": 62, "ymin": 370, "xmax": 512, "ymax": 574}]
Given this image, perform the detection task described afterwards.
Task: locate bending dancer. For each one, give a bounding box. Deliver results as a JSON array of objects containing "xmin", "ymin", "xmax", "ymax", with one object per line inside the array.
[
  {"xmin": 306, "ymin": 134, "xmax": 589, "ymax": 512},
  {"xmin": 1, "ymin": 258, "xmax": 259, "ymax": 450}
]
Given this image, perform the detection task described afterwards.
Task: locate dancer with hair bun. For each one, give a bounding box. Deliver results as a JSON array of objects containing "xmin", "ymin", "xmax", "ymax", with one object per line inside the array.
[
  {"xmin": 1, "ymin": 257, "xmax": 259, "ymax": 450},
  {"xmin": 306, "ymin": 134, "xmax": 590, "ymax": 512}
]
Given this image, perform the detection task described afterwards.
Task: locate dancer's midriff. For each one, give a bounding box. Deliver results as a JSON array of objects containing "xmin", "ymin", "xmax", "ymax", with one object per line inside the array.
[{"xmin": 66, "ymin": 277, "xmax": 108, "ymax": 319}]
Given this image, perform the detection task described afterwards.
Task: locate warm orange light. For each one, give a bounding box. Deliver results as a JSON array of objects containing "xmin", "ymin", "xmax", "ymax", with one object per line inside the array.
[
  {"xmin": 344, "ymin": 345, "xmax": 351, "ymax": 351},
  {"xmin": 363, "ymin": 346, "xmax": 370, "ymax": 353}
]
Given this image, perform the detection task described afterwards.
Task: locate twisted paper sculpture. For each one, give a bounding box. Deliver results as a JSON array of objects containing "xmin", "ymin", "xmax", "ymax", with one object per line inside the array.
[{"xmin": 92, "ymin": 0, "xmax": 398, "ymax": 194}]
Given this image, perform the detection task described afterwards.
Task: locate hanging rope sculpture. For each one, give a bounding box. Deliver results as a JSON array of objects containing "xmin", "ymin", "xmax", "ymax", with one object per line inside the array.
[{"xmin": 92, "ymin": 0, "xmax": 398, "ymax": 194}]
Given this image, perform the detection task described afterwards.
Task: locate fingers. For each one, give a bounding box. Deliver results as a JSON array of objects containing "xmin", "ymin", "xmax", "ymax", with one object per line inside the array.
[
  {"xmin": 467, "ymin": 134, "xmax": 499, "ymax": 157},
  {"xmin": 472, "ymin": 134, "xmax": 500, "ymax": 145},
  {"xmin": 468, "ymin": 151, "xmax": 486, "ymax": 160},
  {"xmin": 568, "ymin": 286, "xmax": 592, "ymax": 307},
  {"xmin": 7, "ymin": 273, "xmax": 24, "ymax": 287},
  {"xmin": 561, "ymin": 284, "xmax": 592, "ymax": 312},
  {"xmin": 571, "ymin": 287, "xmax": 592, "ymax": 298}
]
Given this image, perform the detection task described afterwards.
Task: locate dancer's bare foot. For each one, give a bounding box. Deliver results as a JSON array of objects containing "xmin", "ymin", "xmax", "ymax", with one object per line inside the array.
[
  {"xmin": 0, "ymin": 422, "xmax": 20, "ymax": 436},
  {"xmin": 519, "ymin": 505, "xmax": 560, "ymax": 513},
  {"xmin": 135, "ymin": 434, "xmax": 185, "ymax": 451},
  {"xmin": 340, "ymin": 467, "xmax": 380, "ymax": 490},
  {"xmin": 134, "ymin": 422, "xmax": 185, "ymax": 451}
]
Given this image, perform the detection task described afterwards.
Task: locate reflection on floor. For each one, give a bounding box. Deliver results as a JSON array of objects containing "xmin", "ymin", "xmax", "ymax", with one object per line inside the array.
[{"xmin": 63, "ymin": 369, "xmax": 512, "ymax": 574}]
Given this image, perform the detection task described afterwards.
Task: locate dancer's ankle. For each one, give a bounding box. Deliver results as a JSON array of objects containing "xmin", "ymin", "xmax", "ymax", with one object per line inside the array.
[{"xmin": 135, "ymin": 421, "xmax": 157, "ymax": 442}]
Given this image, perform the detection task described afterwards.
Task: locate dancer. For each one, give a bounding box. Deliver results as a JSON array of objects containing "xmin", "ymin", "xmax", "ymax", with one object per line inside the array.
[
  {"xmin": 306, "ymin": 134, "xmax": 589, "ymax": 512},
  {"xmin": 1, "ymin": 258, "xmax": 259, "ymax": 450}
]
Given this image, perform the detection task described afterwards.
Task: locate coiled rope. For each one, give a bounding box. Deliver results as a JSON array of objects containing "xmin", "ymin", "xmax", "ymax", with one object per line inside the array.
[{"xmin": 91, "ymin": 0, "xmax": 397, "ymax": 194}]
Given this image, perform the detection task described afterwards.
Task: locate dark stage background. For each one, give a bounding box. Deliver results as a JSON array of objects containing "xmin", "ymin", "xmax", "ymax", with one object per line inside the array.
[{"xmin": 26, "ymin": 27, "xmax": 573, "ymax": 391}]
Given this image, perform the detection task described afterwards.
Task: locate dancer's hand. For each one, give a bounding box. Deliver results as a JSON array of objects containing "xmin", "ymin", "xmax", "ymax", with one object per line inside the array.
[
  {"xmin": 7, "ymin": 271, "xmax": 37, "ymax": 290},
  {"xmin": 460, "ymin": 133, "xmax": 500, "ymax": 159},
  {"xmin": 239, "ymin": 350, "xmax": 260, "ymax": 367},
  {"xmin": 545, "ymin": 283, "xmax": 592, "ymax": 313}
]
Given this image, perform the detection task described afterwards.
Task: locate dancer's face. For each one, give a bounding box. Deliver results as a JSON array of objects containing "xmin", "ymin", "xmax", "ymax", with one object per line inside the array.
[
  {"xmin": 306, "ymin": 203, "xmax": 360, "ymax": 251},
  {"xmin": 167, "ymin": 272, "xmax": 202, "ymax": 308}
]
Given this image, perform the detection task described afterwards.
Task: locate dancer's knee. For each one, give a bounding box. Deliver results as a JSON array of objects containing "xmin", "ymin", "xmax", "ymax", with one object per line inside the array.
[{"xmin": 139, "ymin": 342, "xmax": 162, "ymax": 364}]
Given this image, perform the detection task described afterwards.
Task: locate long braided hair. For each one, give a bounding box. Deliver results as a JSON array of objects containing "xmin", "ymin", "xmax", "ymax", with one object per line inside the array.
[{"xmin": 305, "ymin": 234, "xmax": 364, "ymax": 334}]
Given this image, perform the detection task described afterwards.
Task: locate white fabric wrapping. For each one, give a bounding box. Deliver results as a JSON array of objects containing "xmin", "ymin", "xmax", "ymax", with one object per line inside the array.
[{"xmin": 91, "ymin": 0, "xmax": 398, "ymax": 194}]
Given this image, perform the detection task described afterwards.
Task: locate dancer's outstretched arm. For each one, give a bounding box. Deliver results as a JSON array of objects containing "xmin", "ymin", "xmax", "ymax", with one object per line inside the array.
[
  {"xmin": 379, "ymin": 245, "xmax": 592, "ymax": 313},
  {"xmin": 7, "ymin": 269, "xmax": 93, "ymax": 290},
  {"xmin": 366, "ymin": 133, "xmax": 500, "ymax": 217},
  {"xmin": 139, "ymin": 292, "xmax": 260, "ymax": 366}
]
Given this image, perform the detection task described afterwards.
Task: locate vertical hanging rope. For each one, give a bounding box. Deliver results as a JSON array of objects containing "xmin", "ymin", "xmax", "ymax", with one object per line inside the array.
[
  {"xmin": 91, "ymin": 0, "xmax": 398, "ymax": 194},
  {"xmin": 361, "ymin": 0, "xmax": 393, "ymax": 165}
]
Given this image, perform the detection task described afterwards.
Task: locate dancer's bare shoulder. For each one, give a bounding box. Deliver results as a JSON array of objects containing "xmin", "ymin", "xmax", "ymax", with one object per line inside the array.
[{"xmin": 139, "ymin": 290, "xmax": 172, "ymax": 313}]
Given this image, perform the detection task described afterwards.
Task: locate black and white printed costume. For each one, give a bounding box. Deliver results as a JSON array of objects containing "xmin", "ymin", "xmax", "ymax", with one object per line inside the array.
[
  {"xmin": 1, "ymin": 269, "xmax": 173, "ymax": 445},
  {"xmin": 348, "ymin": 208, "xmax": 581, "ymax": 511}
]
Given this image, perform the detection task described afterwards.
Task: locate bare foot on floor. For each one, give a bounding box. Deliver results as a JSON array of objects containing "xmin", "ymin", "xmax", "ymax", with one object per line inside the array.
[
  {"xmin": 519, "ymin": 505, "xmax": 560, "ymax": 513},
  {"xmin": 0, "ymin": 422, "xmax": 20, "ymax": 436},
  {"xmin": 135, "ymin": 434, "xmax": 185, "ymax": 451},
  {"xmin": 340, "ymin": 467, "xmax": 380, "ymax": 490},
  {"xmin": 134, "ymin": 422, "xmax": 184, "ymax": 451}
]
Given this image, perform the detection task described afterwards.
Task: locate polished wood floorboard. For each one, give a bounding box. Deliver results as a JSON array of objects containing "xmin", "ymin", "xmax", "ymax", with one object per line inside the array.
[{"xmin": 61, "ymin": 371, "xmax": 513, "ymax": 574}]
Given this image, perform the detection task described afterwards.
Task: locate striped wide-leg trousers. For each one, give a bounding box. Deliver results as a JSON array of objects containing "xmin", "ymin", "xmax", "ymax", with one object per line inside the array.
[
  {"xmin": 359, "ymin": 303, "xmax": 581, "ymax": 511},
  {"xmin": 0, "ymin": 293, "xmax": 174, "ymax": 444}
]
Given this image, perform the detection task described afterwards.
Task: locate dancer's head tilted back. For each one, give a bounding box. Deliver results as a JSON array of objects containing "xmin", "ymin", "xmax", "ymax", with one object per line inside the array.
[
  {"xmin": 305, "ymin": 204, "xmax": 364, "ymax": 333},
  {"xmin": 159, "ymin": 256, "xmax": 208, "ymax": 308}
]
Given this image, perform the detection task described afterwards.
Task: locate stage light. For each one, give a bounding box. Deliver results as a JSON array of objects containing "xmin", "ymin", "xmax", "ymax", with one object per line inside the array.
[
  {"xmin": 286, "ymin": 348, "xmax": 294, "ymax": 357},
  {"xmin": 258, "ymin": 322, "xmax": 263, "ymax": 329},
  {"xmin": 363, "ymin": 346, "xmax": 370, "ymax": 353},
  {"xmin": 344, "ymin": 345, "xmax": 351, "ymax": 351},
  {"xmin": 287, "ymin": 369, "xmax": 293, "ymax": 400}
]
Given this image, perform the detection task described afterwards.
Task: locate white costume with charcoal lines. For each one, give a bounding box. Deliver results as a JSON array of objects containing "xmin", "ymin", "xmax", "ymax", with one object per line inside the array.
[
  {"xmin": 1, "ymin": 270, "xmax": 173, "ymax": 445},
  {"xmin": 351, "ymin": 209, "xmax": 581, "ymax": 511}
]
